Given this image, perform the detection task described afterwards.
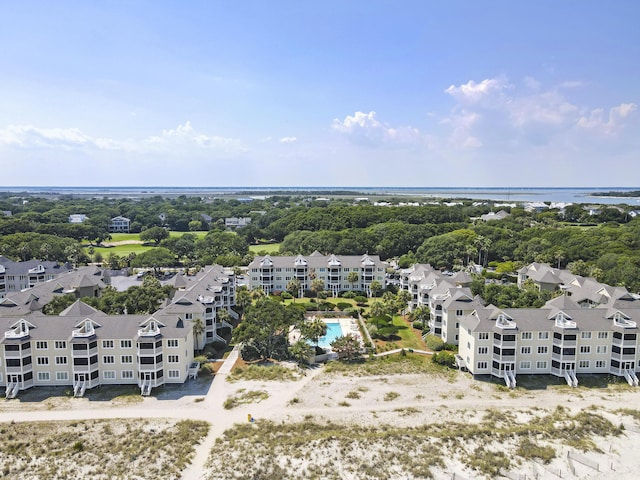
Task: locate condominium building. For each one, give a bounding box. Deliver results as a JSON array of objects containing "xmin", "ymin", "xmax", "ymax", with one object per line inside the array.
[
  {"xmin": 0, "ymin": 256, "xmax": 75, "ymax": 297},
  {"xmin": 1, "ymin": 264, "xmax": 236, "ymax": 398},
  {"xmin": 1, "ymin": 302, "xmax": 195, "ymax": 398},
  {"xmin": 459, "ymin": 294, "xmax": 640, "ymax": 388},
  {"xmin": 400, "ymin": 264, "xmax": 482, "ymax": 344},
  {"xmin": 248, "ymin": 253, "xmax": 386, "ymax": 297}
]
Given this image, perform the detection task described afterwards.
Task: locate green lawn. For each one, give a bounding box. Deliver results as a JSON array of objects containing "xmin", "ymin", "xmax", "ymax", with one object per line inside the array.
[
  {"xmin": 391, "ymin": 314, "xmax": 425, "ymax": 350},
  {"xmin": 249, "ymin": 243, "xmax": 281, "ymax": 254},
  {"xmin": 89, "ymin": 231, "xmax": 209, "ymax": 258},
  {"xmin": 90, "ymin": 243, "xmax": 153, "ymax": 258}
]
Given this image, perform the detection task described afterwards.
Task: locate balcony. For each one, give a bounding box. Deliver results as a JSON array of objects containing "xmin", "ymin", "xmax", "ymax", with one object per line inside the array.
[
  {"xmin": 553, "ymin": 337, "xmax": 577, "ymax": 347},
  {"xmin": 72, "ymin": 346, "xmax": 98, "ymax": 357},
  {"xmin": 138, "ymin": 362, "xmax": 163, "ymax": 372},
  {"xmin": 493, "ymin": 338, "xmax": 517, "ymax": 348},
  {"xmin": 611, "ymin": 352, "xmax": 636, "ymax": 363},
  {"xmin": 492, "ymin": 354, "xmax": 516, "ymax": 363},
  {"xmin": 4, "ymin": 348, "xmax": 30, "ymax": 359}
]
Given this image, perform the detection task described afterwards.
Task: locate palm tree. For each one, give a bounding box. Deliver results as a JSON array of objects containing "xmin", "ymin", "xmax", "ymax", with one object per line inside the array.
[
  {"xmin": 235, "ymin": 287, "xmax": 251, "ymax": 312},
  {"xmin": 192, "ymin": 317, "xmax": 205, "ymax": 353},
  {"xmin": 369, "ymin": 280, "xmax": 382, "ymax": 298},
  {"xmin": 289, "ymin": 339, "xmax": 314, "ymax": 366},
  {"xmin": 346, "ymin": 271, "xmax": 359, "ymax": 292},
  {"xmin": 299, "ymin": 317, "xmax": 327, "ymax": 346},
  {"xmin": 310, "ymin": 278, "xmax": 325, "ymax": 298},
  {"xmin": 286, "ymin": 278, "xmax": 301, "ymax": 300}
]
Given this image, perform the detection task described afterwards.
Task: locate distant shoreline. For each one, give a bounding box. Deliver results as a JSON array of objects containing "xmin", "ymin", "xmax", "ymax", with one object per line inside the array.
[{"xmin": 0, "ymin": 186, "xmax": 639, "ymax": 205}]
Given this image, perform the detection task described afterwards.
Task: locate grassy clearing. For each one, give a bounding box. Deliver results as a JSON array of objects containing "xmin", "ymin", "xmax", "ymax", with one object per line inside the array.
[
  {"xmin": 227, "ymin": 364, "xmax": 301, "ymax": 383},
  {"xmin": 91, "ymin": 243, "xmax": 153, "ymax": 257},
  {"xmin": 0, "ymin": 419, "xmax": 209, "ymax": 479},
  {"xmin": 390, "ymin": 314, "xmax": 426, "ymax": 350},
  {"xmin": 206, "ymin": 406, "xmax": 621, "ymax": 479},
  {"xmin": 249, "ymin": 243, "xmax": 282, "ymax": 254}
]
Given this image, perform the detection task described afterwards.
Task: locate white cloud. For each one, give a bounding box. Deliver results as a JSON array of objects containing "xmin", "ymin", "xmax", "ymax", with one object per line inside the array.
[
  {"xmin": 523, "ymin": 76, "xmax": 541, "ymax": 91},
  {"xmin": 146, "ymin": 121, "xmax": 243, "ymax": 151},
  {"xmin": 441, "ymin": 76, "xmax": 637, "ymax": 150},
  {"xmin": 332, "ymin": 111, "xmax": 423, "ymax": 147},
  {"xmin": 279, "ymin": 136, "xmax": 297, "ymax": 144},
  {"xmin": 508, "ymin": 91, "xmax": 579, "ymax": 127},
  {"xmin": 445, "ymin": 77, "xmax": 509, "ymax": 103},
  {"xmin": 0, "ymin": 124, "xmax": 120, "ymax": 150},
  {"xmin": 0, "ymin": 121, "xmax": 245, "ymax": 154},
  {"xmin": 578, "ymin": 103, "xmax": 637, "ymax": 134}
]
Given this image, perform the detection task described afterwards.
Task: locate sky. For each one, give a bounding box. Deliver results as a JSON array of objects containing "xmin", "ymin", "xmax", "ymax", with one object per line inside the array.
[{"xmin": 0, "ymin": 1, "xmax": 639, "ymax": 188}]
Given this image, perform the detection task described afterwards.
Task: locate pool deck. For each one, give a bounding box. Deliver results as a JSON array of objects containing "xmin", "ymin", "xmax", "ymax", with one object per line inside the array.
[{"xmin": 290, "ymin": 317, "xmax": 364, "ymax": 351}]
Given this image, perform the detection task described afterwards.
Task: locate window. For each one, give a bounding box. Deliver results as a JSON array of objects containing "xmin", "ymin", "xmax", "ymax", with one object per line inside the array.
[
  {"xmin": 120, "ymin": 340, "xmax": 132, "ymax": 349},
  {"xmin": 456, "ymin": 309, "xmax": 463, "ymax": 316},
  {"xmin": 36, "ymin": 341, "xmax": 48, "ymax": 350},
  {"xmin": 580, "ymin": 345, "xmax": 591, "ymax": 354},
  {"xmin": 102, "ymin": 340, "xmax": 114, "ymax": 349},
  {"xmin": 37, "ymin": 357, "xmax": 49, "ymax": 365},
  {"xmin": 537, "ymin": 346, "xmax": 548, "ymax": 354},
  {"xmin": 103, "ymin": 371, "xmax": 116, "ymax": 380},
  {"xmin": 578, "ymin": 360, "xmax": 590, "ymax": 368},
  {"xmin": 103, "ymin": 355, "xmax": 115, "ymax": 364},
  {"xmin": 538, "ymin": 332, "xmax": 549, "ymax": 340},
  {"xmin": 521, "ymin": 346, "xmax": 531, "ymax": 354},
  {"xmin": 168, "ymin": 355, "xmax": 180, "ymax": 363},
  {"xmin": 167, "ymin": 339, "xmax": 179, "ymax": 348},
  {"xmin": 521, "ymin": 332, "xmax": 532, "ymax": 340},
  {"xmin": 185, "ymin": 313, "xmax": 193, "ymax": 320},
  {"xmin": 596, "ymin": 345, "xmax": 607, "ymax": 354},
  {"xmin": 595, "ymin": 360, "xmax": 606, "ymax": 368},
  {"xmin": 598, "ymin": 331, "xmax": 609, "ymax": 339},
  {"xmin": 581, "ymin": 332, "xmax": 592, "ymax": 339},
  {"xmin": 122, "ymin": 370, "xmax": 134, "ymax": 380},
  {"xmin": 520, "ymin": 361, "xmax": 531, "ymax": 369},
  {"xmin": 55, "ymin": 356, "xmax": 68, "ymax": 365},
  {"xmin": 536, "ymin": 361, "xmax": 548, "ymax": 369},
  {"xmin": 121, "ymin": 355, "xmax": 133, "ymax": 364},
  {"xmin": 54, "ymin": 341, "xmax": 66, "ymax": 349},
  {"xmin": 37, "ymin": 372, "xmax": 50, "ymax": 381},
  {"xmin": 168, "ymin": 370, "xmax": 181, "ymax": 379},
  {"xmin": 478, "ymin": 332, "xmax": 489, "ymax": 340},
  {"xmin": 477, "ymin": 347, "xmax": 488, "ymax": 355},
  {"xmin": 56, "ymin": 372, "xmax": 68, "ymax": 381},
  {"xmin": 477, "ymin": 361, "xmax": 488, "ymax": 369}
]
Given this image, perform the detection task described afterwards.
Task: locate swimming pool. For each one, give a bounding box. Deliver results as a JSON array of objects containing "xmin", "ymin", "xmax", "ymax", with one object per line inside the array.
[{"xmin": 315, "ymin": 321, "xmax": 345, "ymax": 349}]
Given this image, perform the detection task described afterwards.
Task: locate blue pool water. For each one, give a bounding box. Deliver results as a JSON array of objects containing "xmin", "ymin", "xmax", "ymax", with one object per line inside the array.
[{"xmin": 316, "ymin": 322, "xmax": 345, "ymax": 349}]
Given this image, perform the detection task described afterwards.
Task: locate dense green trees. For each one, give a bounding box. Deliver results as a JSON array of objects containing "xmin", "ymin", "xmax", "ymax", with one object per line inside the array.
[
  {"xmin": 2, "ymin": 191, "xmax": 640, "ymax": 291},
  {"xmin": 83, "ymin": 276, "xmax": 172, "ymax": 314},
  {"xmin": 232, "ymin": 297, "xmax": 304, "ymax": 361}
]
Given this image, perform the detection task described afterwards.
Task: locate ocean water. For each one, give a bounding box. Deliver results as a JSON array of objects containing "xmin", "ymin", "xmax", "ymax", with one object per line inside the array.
[{"xmin": 0, "ymin": 186, "xmax": 639, "ymax": 205}]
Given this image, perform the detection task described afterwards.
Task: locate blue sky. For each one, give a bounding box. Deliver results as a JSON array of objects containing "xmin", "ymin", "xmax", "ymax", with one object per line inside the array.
[{"xmin": 1, "ymin": 1, "xmax": 638, "ymax": 187}]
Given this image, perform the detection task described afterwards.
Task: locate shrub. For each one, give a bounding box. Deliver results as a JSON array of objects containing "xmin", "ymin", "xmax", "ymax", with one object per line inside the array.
[
  {"xmin": 424, "ymin": 335, "xmax": 445, "ymax": 351},
  {"xmin": 198, "ymin": 362, "xmax": 214, "ymax": 376},
  {"xmin": 344, "ymin": 307, "xmax": 359, "ymax": 318},
  {"xmin": 318, "ymin": 301, "xmax": 335, "ymax": 311},
  {"xmin": 341, "ymin": 291, "xmax": 356, "ymax": 299},
  {"xmin": 432, "ymin": 351, "xmax": 456, "ymax": 368},
  {"xmin": 280, "ymin": 292, "xmax": 293, "ymax": 300},
  {"xmin": 354, "ymin": 295, "xmax": 368, "ymax": 306},
  {"xmin": 336, "ymin": 302, "xmax": 352, "ymax": 311},
  {"xmin": 412, "ymin": 320, "xmax": 424, "ymax": 330},
  {"xmin": 368, "ymin": 325, "xmax": 379, "ymax": 339},
  {"xmin": 443, "ymin": 343, "xmax": 458, "ymax": 352}
]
